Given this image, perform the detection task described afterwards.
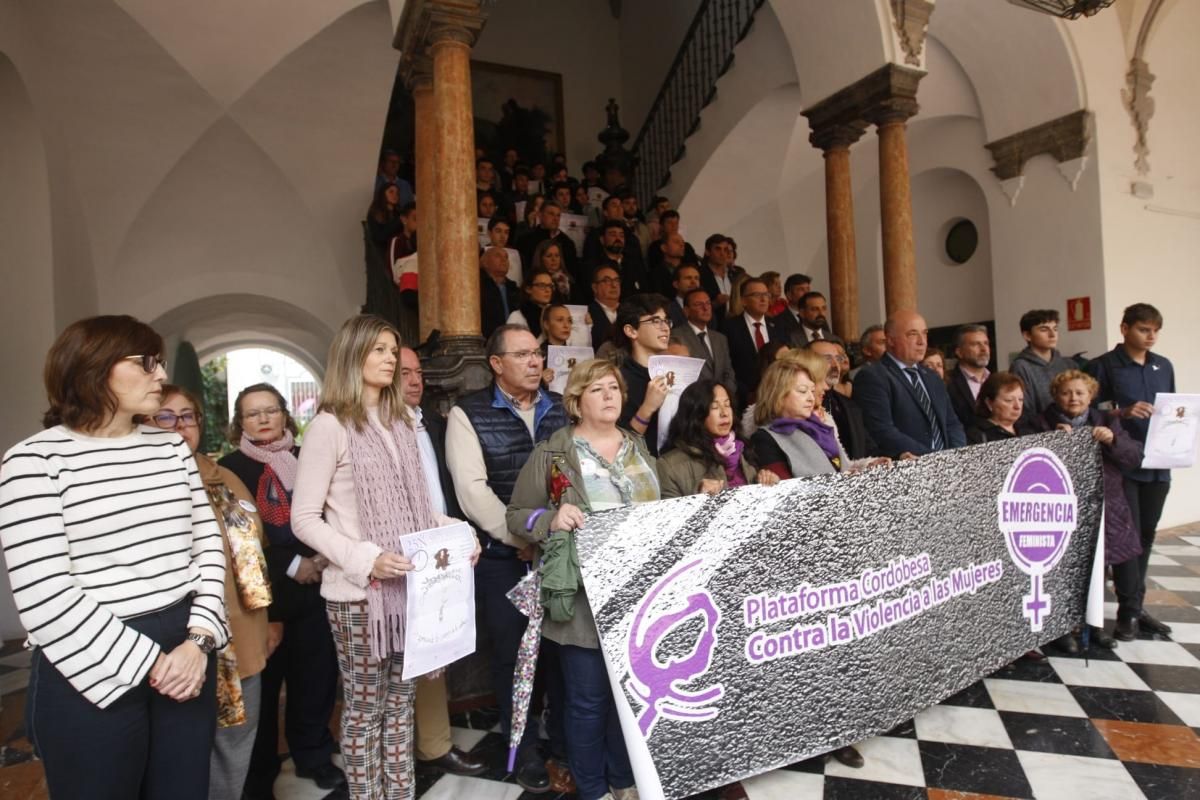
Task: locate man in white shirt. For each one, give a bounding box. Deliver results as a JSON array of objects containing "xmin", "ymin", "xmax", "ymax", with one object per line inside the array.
[{"xmin": 398, "ymin": 349, "xmax": 487, "ymax": 777}]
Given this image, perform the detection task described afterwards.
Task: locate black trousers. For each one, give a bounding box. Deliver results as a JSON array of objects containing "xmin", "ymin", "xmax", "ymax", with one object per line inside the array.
[
  {"xmin": 245, "ymin": 586, "xmax": 339, "ymax": 795},
  {"xmin": 26, "ymin": 598, "xmax": 217, "ymax": 800},
  {"xmin": 1123, "ymin": 479, "xmax": 1172, "ymax": 610}
]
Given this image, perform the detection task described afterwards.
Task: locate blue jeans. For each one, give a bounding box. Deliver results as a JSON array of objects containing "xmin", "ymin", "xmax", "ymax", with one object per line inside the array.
[
  {"xmin": 559, "ymin": 644, "xmax": 634, "ymax": 800},
  {"xmin": 26, "ymin": 598, "xmax": 217, "ymax": 800}
]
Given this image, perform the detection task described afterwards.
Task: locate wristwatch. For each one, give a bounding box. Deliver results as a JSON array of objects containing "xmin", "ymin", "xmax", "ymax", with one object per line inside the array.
[{"xmin": 186, "ymin": 631, "xmax": 217, "ymax": 654}]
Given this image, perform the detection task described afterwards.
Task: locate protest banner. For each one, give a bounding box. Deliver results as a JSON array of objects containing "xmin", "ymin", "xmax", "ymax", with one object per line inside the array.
[{"xmin": 574, "ymin": 430, "xmax": 1103, "ymax": 799}]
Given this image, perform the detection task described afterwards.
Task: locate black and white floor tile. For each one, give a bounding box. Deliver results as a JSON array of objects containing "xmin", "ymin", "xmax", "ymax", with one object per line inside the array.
[{"xmin": 4, "ymin": 527, "xmax": 1200, "ymax": 799}]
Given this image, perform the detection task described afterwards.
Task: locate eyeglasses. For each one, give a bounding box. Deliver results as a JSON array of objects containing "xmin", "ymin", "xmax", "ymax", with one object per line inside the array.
[
  {"xmin": 125, "ymin": 354, "xmax": 167, "ymax": 373},
  {"xmin": 150, "ymin": 410, "xmax": 198, "ymax": 429},
  {"xmin": 498, "ymin": 350, "xmax": 545, "ymax": 362},
  {"xmin": 530, "ymin": 282, "xmax": 555, "ymax": 290},
  {"xmin": 243, "ymin": 406, "xmax": 283, "ymax": 421},
  {"xmin": 593, "ymin": 276, "xmax": 620, "ymax": 285},
  {"xmin": 638, "ymin": 316, "xmax": 673, "ymax": 329}
]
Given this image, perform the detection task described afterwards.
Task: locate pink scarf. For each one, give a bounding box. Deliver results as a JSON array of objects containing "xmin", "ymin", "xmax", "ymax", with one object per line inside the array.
[
  {"xmin": 346, "ymin": 410, "xmax": 440, "ymax": 660},
  {"xmin": 239, "ymin": 430, "xmax": 298, "ymax": 492}
]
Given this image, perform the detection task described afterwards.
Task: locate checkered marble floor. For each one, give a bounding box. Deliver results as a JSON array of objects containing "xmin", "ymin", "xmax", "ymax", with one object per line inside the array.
[{"xmin": 4, "ymin": 526, "xmax": 1200, "ymax": 799}]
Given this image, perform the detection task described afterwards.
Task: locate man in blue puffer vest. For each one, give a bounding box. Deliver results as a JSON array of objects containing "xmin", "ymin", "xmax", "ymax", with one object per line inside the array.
[{"xmin": 446, "ymin": 324, "xmax": 568, "ymax": 793}]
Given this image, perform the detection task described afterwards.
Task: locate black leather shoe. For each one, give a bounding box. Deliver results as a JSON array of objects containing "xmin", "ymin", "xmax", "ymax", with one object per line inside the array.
[
  {"xmin": 515, "ymin": 756, "xmax": 551, "ymax": 794},
  {"xmin": 831, "ymin": 745, "xmax": 864, "ymax": 768},
  {"xmin": 296, "ymin": 763, "xmax": 347, "ymax": 790},
  {"xmin": 1089, "ymin": 625, "xmax": 1118, "ymax": 650},
  {"xmin": 420, "ymin": 746, "xmax": 487, "ymax": 777},
  {"xmin": 1139, "ymin": 612, "xmax": 1173, "ymax": 636},
  {"xmin": 1115, "ymin": 617, "xmax": 1138, "ymax": 642},
  {"xmin": 1055, "ymin": 633, "xmax": 1080, "ymax": 655}
]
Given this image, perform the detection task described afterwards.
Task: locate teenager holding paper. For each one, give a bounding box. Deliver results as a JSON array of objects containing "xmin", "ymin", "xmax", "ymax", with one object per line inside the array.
[
  {"xmin": 615, "ymin": 293, "xmax": 673, "ymax": 456},
  {"xmin": 291, "ymin": 314, "xmax": 478, "ymax": 800},
  {"xmin": 507, "ymin": 358, "xmax": 659, "ymax": 800}
]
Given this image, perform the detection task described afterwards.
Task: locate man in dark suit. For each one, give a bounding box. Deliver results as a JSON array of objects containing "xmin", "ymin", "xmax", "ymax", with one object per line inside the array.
[
  {"xmin": 665, "ymin": 263, "xmax": 702, "ymax": 328},
  {"xmin": 784, "ymin": 291, "xmax": 833, "ymax": 345},
  {"xmin": 398, "ymin": 348, "xmax": 488, "ymax": 778},
  {"xmin": 854, "ymin": 309, "xmax": 967, "ymax": 458},
  {"xmin": 809, "ymin": 338, "xmax": 876, "ymax": 459},
  {"xmin": 674, "ymin": 288, "xmax": 737, "ymax": 394},
  {"xmin": 724, "ymin": 277, "xmax": 780, "ymax": 407},
  {"xmin": 583, "ymin": 220, "xmax": 647, "ymax": 300},
  {"xmin": 516, "ymin": 201, "xmax": 579, "ymax": 284},
  {"xmin": 772, "ymin": 273, "xmax": 812, "ymax": 337},
  {"xmin": 588, "ymin": 262, "xmax": 622, "ymax": 350},
  {"xmin": 945, "ymin": 323, "xmax": 992, "ymax": 430},
  {"xmin": 480, "ymin": 248, "xmax": 520, "ymax": 339}
]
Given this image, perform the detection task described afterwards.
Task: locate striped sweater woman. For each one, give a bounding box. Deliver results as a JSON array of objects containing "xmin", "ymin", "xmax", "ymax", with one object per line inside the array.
[{"xmin": 0, "ymin": 315, "xmax": 228, "ymax": 800}]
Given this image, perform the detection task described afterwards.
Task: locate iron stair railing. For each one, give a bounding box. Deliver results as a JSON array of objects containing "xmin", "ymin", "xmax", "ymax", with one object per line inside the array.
[{"xmin": 630, "ymin": 0, "xmax": 767, "ymax": 207}]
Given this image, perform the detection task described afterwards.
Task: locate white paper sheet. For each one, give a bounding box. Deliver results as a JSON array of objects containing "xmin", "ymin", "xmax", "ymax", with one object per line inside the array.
[
  {"xmin": 1142, "ymin": 392, "xmax": 1200, "ymax": 469},
  {"xmin": 505, "ymin": 247, "xmax": 523, "ymax": 285},
  {"xmin": 648, "ymin": 355, "xmax": 706, "ymax": 452},
  {"xmin": 560, "ymin": 212, "xmax": 589, "ymax": 254},
  {"xmin": 565, "ymin": 304, "xmax": 591, "ymax": 347},
  {"xmin": 476, "ymin": 218, "xmax": 490, "ymax": 250},
  {"xmin": 398, "ymin": 521, "xmax": 478, "ymax": 679},
  {"xmin": 546, "ymin": 345, "xmax": 595, "ymax": 395}
]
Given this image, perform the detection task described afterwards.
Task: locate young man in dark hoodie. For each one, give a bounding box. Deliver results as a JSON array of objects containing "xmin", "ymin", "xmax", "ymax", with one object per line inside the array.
[{"xmin": 1009, "ymin": 309, "xmax": 1077, "ymax": 427}]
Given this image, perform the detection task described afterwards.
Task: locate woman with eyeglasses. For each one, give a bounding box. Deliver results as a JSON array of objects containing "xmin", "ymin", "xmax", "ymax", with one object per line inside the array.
[
  {"xmin": 614, "ymin": 293, "xmax": 674, "ymax": 456},
  {"xmin": 219, "ymin": 384, "xmax": 344, "ymax": 797},
  {"xmin": 507, "ymin": 358, "xmax": 659, "ymax": 800},
  {"xmin": 291, "ymin": 314, "xmax": 479, "ymax": 800},
  {"xmin": 0, "ymin": 316, "xmax": 228, "ymax": 800},
  {"xmin": 507, "ymin": 266, "xmax": 557, "ymax": 341},
  {"xmin": 145, "ymin": 385, "xmax": 273, "ymax": 800}
]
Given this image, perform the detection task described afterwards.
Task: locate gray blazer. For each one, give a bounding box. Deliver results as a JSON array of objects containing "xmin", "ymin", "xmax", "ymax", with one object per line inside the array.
[{"xmin": 674, "ymin": 322, "xmax": 737, "ymax": 395}]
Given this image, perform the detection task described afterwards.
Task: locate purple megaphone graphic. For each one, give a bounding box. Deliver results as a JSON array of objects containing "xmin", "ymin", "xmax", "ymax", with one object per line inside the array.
[
  {"xmin": 624, "ymin": 558, "xmax": 725, "ymax": 738},
  {"xmin": 997, "ymin": 448, "xmax": 1078, "ymax": 632}
]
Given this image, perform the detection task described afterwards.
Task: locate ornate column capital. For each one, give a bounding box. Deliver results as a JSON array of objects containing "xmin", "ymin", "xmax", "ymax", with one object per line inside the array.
[
  {"xmin": 404, "ymin": 56, "xmax": 435, "ymax": 93},
  {"xmin": 803, "ymin": 63, "xmax": 925, "ymax": 149},
  {"xmin": 985, "ymin": 110, "xmax": 1093, "ymax": 180},
  {"xmin": 395, "ymin": 0, "xmax": 490, "ymax": 83},
  {"xmin": 860, "ymin": 64, "xmax": 924, "ymax": 127}
]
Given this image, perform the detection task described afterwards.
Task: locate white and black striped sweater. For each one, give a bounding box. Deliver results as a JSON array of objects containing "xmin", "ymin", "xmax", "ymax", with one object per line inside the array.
[{"xmin": 0, "ymin": 425, "xmax": 228, "ymax": 708}]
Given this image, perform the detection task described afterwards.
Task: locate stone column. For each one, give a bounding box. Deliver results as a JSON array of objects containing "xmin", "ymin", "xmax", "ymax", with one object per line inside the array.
[
  {"xmin": 813, "ymin": 124, "xmax": 866, "ymax": 341},
  {"xmin": 410, "ymin": 67, "xmax": 439, "ymax": 341},
  {"xmin": 861, "ymin": 65, "xmax": 923, "ymax": 316},
  {"xmin": 430, "ymin": 26, "xmax": 480, "ymax": 340}
]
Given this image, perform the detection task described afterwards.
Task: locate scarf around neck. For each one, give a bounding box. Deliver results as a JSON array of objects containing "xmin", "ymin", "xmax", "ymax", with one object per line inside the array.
[
  {"xmin": 712, "ymin": 432, "xmax": 747, "ymax": 487},
  {"xmin": 769, "ymin": 416, "xmax": 841, "ymax": 462},
  {"xmin": 346, "ymin": 409, "xmax": 439, "ymax": 660},
  {"xmin": 239, "ymin": 430, "xmax": 298, "ymax": 491}
]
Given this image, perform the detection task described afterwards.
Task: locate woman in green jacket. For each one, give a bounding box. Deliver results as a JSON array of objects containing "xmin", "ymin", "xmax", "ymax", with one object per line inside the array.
[
  {"xmin": 657, "ymin": 379, "xmax": 779, "ymax": 497},
  {"xmin": 507, "ymin": 358, "xmax": 658, "ymax": 800}
]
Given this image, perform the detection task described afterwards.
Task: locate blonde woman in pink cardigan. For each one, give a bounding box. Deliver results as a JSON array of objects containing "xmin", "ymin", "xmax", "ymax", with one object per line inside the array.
[{"xmin": 292, "ymin": 314, "xmax": 479, "ymax": 799}]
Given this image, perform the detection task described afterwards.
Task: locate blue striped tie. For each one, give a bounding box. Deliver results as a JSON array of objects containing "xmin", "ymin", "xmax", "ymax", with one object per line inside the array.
[{"xmin": 905, "ymin": 367, "xmax": 945, "ymax": 451}]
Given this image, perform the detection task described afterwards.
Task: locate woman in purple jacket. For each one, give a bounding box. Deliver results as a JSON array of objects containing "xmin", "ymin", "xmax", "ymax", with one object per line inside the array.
[{"xmin": 1036, "ymin": 369, "xmax": 1143, "ymax": 648}]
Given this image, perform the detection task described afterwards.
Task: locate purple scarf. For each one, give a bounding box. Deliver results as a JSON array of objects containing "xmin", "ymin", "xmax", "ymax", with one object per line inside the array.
[
  {"xmin": 712, "ymin": 432, "xmax": 747, "ymax": 487},
  {"xmin": 769, "ymin": 416, "xmax": 841, "ymax": 462}
]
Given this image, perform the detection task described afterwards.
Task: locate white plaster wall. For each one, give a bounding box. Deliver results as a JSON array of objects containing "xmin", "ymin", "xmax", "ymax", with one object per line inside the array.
[
  {"xmin": 910, "ymin": 167, "xmax": 993, "ymax": 329},
  {"xmin": 473, "ymin": 0, "xmax": 622, "ymax": 171},
  {"xmin": 1067, "ymin": 5, "xmax": 1200, "ymax": 527},
  {"xmin": 618, "ymin": 0, "xmax": 704, "ymax": 135}
]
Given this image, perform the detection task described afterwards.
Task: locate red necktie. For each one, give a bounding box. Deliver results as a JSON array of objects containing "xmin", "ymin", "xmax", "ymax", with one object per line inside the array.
[{"xmin": 753, "ymin": 322, "xmax": 765, "ymax": 350}]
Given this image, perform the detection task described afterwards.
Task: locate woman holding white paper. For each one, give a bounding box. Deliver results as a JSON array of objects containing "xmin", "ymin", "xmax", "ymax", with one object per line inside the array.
[
  {"xmin": 291, "ymin": 314, "xmax": 478, "ymax": 800},
  {"xmin": 507, "ymin": 358, "xmax": 659, "ymax": 800}
]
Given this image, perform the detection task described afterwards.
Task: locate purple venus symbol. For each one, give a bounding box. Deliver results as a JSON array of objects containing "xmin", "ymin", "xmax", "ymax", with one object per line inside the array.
[
  {"xmin": 624, "ymin": 558, "xmax": 725, "ymax": 738},
  {"xmin": 997, "ymin": 448, "xmax": 1078, "ymax": 632}
]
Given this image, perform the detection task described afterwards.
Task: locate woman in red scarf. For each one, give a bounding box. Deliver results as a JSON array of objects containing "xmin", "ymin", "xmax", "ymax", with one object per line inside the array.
[
  {"xmin": 291, "ymin": 314, "xmax": 479, "ymax": 800},
  {"xmin": 219, "ymin": 384, "xmax": 344, "ymax": 797}
]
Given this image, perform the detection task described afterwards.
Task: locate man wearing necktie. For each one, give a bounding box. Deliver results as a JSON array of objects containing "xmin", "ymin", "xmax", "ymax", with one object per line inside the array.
[
  {"xmin": 853, "ymin": 309, "xmax": 967, "ymax": 458},
  {"xmin": 727, "ymin": 278, "xmax": 781, "ymax": 409}
]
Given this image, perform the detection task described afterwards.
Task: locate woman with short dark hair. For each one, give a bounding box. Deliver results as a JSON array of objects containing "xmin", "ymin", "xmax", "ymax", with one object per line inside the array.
[
  {"xmin": 967, "ymin": 372, "xmax": 1034, "ymax": 444},
  {"xmin": 1, "ymin": 315, "xmax": 228, "ymax": 800}
]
